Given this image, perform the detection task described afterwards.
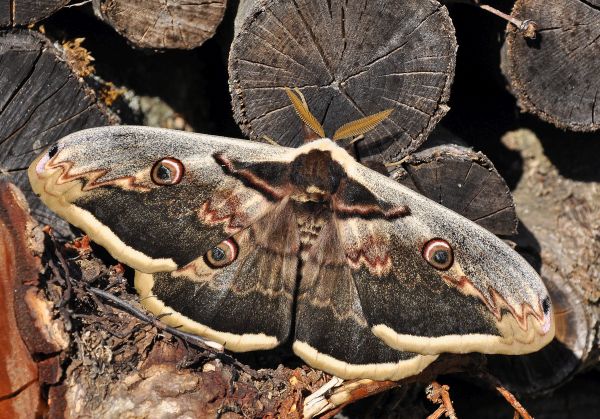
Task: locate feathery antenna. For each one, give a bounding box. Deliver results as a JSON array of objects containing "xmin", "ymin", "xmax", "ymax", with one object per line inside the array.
[
  {"xmin": 332, "ymin": 109, "xmax": 393, "ymax": 141},
  {"xmin": 285, "ymin": 88, "xmax": 326, "ymax": 139}
]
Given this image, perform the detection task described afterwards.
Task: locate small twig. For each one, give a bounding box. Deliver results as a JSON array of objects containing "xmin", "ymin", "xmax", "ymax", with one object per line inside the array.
[
  {"xmin": 54, "ymin": 246, "xmax": 73, "ymax": 308},
  {"xmin": 444, "ymin": 0, "xmax": 538, "ymax": 39},
  {"xmin": 259, "ymin": 135, "xmax": 281, "ymax": 146},
  {"xmin": 303, "ymin": 378, "xmax": 398, "ymax": 418},
  {"xmin": 384, "ymin": 155, "xmax": 411, "ymax": 168},
  {"xmin": 64, "ymin": 0, "xmax": 92, "ymax": 8},
  {"xmin": 87, "ymin": 287, "xmax": 222, "ymax": 351},
  {"xmin": 477, "ymin": 372, "xmax": 533, "ymax": 419},
  {"xmin": 428, "ymin": 405, "xmax": 448, "ymax": 419},
  {"xmin": 426, "ymin": 381, "xmax": 457, "ymax": 419},
  {"xmin": 477, "ymin": 4, "xmax": 538, "ymax": 39},
  {"xmin": 495, "ymin": 384, "xmax": 532, "ymax": 419}
]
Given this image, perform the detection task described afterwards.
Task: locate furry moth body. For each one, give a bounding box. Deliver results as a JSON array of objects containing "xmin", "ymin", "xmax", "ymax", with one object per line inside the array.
[{"xmin": 29, "ymin": 126, "xmax": 554, "ymax": 381}]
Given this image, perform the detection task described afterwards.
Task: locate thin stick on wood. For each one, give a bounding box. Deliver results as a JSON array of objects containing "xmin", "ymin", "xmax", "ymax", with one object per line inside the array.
[
  {"xmin": 477, "ymin": 4, "xmax": 537, "ymax": 38},
  {"xmin": 303, "ymin": 378, "xmax": 398, "ymax": 419},
  {"xmin": 495, "ymin": 384, "xmax": 533, "ymax": 419},
  {"xmin": 477, "ymin": 372, "xmax": 533, "ymax": 419},
  {"xmin": 428, "ymin": 405, "xmax": 448, "ymax": 419},
  {"xmin": 426, "ymin": 381, "xmax": 457, "ymax": 419},
  {"xmin": 443, "ymin": 1, "xmax": 537, "ymax": 39}
]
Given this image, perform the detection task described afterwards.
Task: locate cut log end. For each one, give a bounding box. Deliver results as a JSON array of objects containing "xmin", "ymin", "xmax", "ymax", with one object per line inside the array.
[
  {"xmin": 229, "ymin": 0, "xmax": 457, "ymax": 162},
  {"xmin": 93, "ymin": 0, "xmax": 227, "ymax": 50},
  {"xmin": 502, "ymin": 0, "xmax": 600, "ymax": 132},
  {"xmin": 389, "ymin": 143, "xmax": 518, "ymax": 236},
  {"xmin": 0, "ymin": 29, "xmax": 118, "ymax": 238},
  {"xmin": 0, "ymin": 0, "xmax": 69, "ymax": 28}
]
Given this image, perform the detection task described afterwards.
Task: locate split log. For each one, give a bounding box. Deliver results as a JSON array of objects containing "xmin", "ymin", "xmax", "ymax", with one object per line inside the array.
[
  {"xmin": 0, "ymin": 182, "xmax": 45, "ymax": 419},
  {"xmin": 229, "ymin": 0, "xmax": 457, "ymax": 162},
  {"xmin": 389, "ymin": 141, "xmax": 518, "ymax": 236},
  {"xmin": 0, "ymin": 29, "xmax": 118, "ymax": 238},
  {"xmin": 0, "ymin": 0, "xmax": 69, "ymax": 27},
  {"xmin": 486, "ymin": 128, "xmax": 600, "ymax": 395},
  {"xmin": 92, "ymin": 0, "xmax": 228, "ymax": 49},
  {"xmin": 501, "ymin": 0, "xmax": 600, "ymax": 132}
]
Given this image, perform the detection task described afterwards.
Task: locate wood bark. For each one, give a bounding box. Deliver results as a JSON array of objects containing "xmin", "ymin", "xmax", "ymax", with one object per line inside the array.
[
  {"xmin": 0, "ymin": 0, "xmax": 69, "ymax": 27},
  {"xmin": 501, "ymin": 0, "xmax": 600, "ymax": 132},
  {"xmin": 92, "ymin": 0, "xmax": 228, "ymax": 49},
  {"xmin": 229, "ymin": 0, "xmax": 457, "ymax": 163},
  {"xmin": 0, "ymin": 29, "xmax": 118, "ymax": 238}
]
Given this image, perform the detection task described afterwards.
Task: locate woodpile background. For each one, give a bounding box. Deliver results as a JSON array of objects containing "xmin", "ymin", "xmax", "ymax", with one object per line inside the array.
[{"xmin": 1, "ymin": 0, "xmax": 599, "ymax": 418}]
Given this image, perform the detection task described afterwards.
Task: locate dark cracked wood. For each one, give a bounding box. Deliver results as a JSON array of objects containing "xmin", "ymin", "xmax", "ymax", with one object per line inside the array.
[
  {"xmin": 229, "ymin": 0, "xmax": 457, "ymax": 162},
  {"xmin": 0, "ymin": 29, "xmax": 118, "ymax": 238},
  {"xmin": 0, "ymin": 0, "xmax": 69, "ymax": 28},
  {"xmin": 502, "ymin": 0, "xmax": 600, "ymax": 132},
  {"xmin": 92, "ymin": 0, "xmax": 228, "ymax": 49},
  {"xmin": 390, "ymin": 143, "xmax": 518, "ymax": 236}
]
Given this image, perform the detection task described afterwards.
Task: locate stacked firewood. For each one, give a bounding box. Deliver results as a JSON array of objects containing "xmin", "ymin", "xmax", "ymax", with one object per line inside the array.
[{"xmin": 1, "ymin": 0, "xmax": 599, "ymax": 417}]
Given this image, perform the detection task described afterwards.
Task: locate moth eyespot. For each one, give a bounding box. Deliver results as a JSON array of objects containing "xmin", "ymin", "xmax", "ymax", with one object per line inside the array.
[
  {"xmin": 204, "ymin": 238, "xmax": 238, "ymax": 268},
  {"xmin": 542, "ymin": 296, "xmax": 551, "ymax": 315},
  {"xmin": 48, "ymin": 144, "xmax": 59, "ymax": 158},
  {"xmin": 151, "ymin": 157, "xmax": 184, "ymax": 186},
  {"xmin": 422, "ymin": 239, "xmax": 454, "ymax": 270}
]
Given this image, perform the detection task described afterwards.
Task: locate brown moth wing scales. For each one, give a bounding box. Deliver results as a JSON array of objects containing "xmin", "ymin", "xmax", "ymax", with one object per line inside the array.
[
  {"xmin": 340, "ymin": 216, "xmax": 501, "ymax": 337},
  {"xmin": 342, "ymin": 163, "xmax": 554, "ymax": 356},
  {"xmin": 28, "ymin": 127, "xmax": 293, "ymax": 273},
  {"xmin": 135, "ymin": 200, "xmax": 299, "ymax": 351},
  {"xmin": 293, "ymin": 217, "xmax": 438, "ymax": 381}
]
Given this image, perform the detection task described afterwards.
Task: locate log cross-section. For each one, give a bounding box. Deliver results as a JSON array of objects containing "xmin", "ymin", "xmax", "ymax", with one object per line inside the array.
[
  {"xmin": 390, "ymin": 144, "xmax": 518, "ymax": 236},
  {"xmin": 502, "ymin": 0, "xmax": 600, "ymax": 132},
  {"xmin": 0, "ymin": 30, "xmax": 118, "ymax": 237},
  {"xmin": 92, "ymin": 0, "xmax": 228, "ymax": 49},
  {"xmin": 229, "ymin": 0, "xmax": 457, "ymax": 162},
  {"xmin": 0, "ymin": 0, "xmax": 69, "ymax": 28}
]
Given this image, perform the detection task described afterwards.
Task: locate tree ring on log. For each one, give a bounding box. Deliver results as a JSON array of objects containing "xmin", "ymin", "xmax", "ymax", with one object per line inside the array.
[
  {"xmin": 0, "ymin": 0, "xmax": 69, "ymax": 28},
  {"xmin": 390, "ymin": 144, "xmax": 517, "ymax": 236},
  {"xmin": 229, "ymin": 0, "xmax": 457, "ymax": 162},
  {"xmin": 93, "ymin": 0, "xmax": 228, "ymax": 50},
  {"xmin": 502, "ymin": 0, "xmax": 600, "ymax": 132},
  {"xmin": 0, "ymin": 30, "xmax": 118, "ymax": 238}
]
